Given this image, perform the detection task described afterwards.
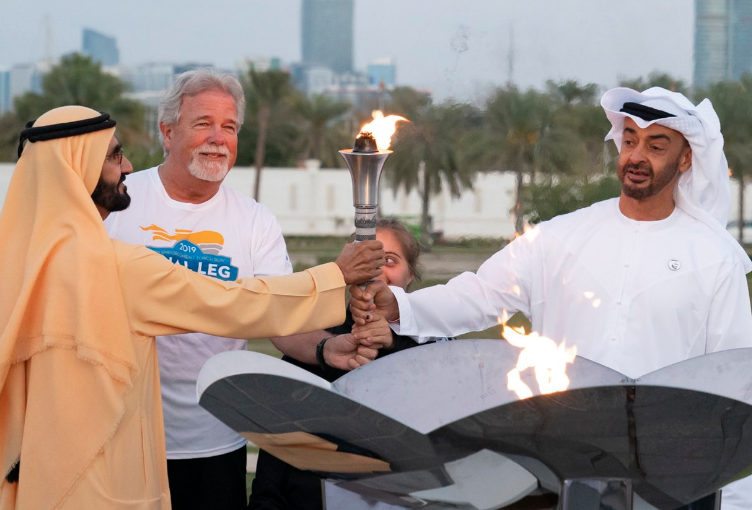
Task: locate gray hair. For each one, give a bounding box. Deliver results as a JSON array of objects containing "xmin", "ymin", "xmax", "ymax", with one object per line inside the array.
[{"xmin": 157, "ymin": 68, "xmax": 246, "ymax": 151}]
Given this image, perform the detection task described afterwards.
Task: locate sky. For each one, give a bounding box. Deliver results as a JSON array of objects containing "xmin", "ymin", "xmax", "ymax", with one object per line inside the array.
[{"xmin": 0, "ymin": 0, "xmax": 694, "ymax": 102}]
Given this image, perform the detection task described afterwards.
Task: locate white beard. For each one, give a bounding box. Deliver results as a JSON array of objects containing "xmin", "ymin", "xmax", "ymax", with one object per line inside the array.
[{"xmin": 187, "ymin": 146, "xmax": 231, "ymax": 182}]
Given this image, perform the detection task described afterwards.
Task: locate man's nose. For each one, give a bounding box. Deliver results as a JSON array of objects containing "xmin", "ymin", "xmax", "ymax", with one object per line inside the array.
[
  {"xmin": 121, "ymin": 155, "xmax": 134, "ymax": 175},
  {"xmin": 628, "ymin": 143, "xmax": 648, "ymax": 164},
  {"xmin": 207, "ymin": 125, "xmax": 227, "ymax": 145}
]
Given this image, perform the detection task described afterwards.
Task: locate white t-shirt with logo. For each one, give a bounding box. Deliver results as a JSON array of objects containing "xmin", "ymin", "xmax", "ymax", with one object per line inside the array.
[{"xmin": 106, "ymin": 166, "xmax": 292, "ymax": 459}]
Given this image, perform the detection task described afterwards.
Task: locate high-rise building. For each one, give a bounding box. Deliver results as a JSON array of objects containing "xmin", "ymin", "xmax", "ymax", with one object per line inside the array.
[
  {"xmin": 367, "ymin": 58, "xmax": 396, "ymax": 87},
  {"xmin": 730, "ymin": 1, "xmax": 752, "ymax": 80},
  {"xmin": 694, "ymin": 0, "xmax": 752, "ymax": 88},
  {"xmin": 82, "ymin": 28, "xmax": 120, "ymax": 66},
  {"xmin": 0, "ymin": 69, "xmax": 10, "ymax": 115},
  {"xmin": 9, "ymin": 62, "xmax": 47, "ymax": 103},
  {"xmin": 301, "ymin": 0, "xmax": 353, "ymax": 74},
  {"xmin": 292, "ymin": 65, "xmax": 335, "ymax": 96}
]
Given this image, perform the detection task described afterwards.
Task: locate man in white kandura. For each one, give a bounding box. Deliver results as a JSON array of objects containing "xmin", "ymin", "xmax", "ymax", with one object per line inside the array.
[{"xmin": 350, "ymin": 86, "xmax": 752, "ymax": 510}]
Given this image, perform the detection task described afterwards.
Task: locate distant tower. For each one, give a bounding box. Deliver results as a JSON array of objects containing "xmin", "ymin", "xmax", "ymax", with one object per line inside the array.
[
  {"xmin": 730, "ymin": 0, "xmax": 752, "ymax": 80},
  {"xmin": 367, "ymin": 57, "xmax": 396, "ymax": 87},
  {"xmin": 301, "ymin": 0, "xmax": 353, "ymax": 74},
  {"xmin": 82, "ymin": 28, "xmax": 120, "ymax": 66},
  {"xmin": 694, "ymin": 0, "xmax": 752, "ymax": 88},
  {"xmin": 507, "ymin": 22, "xmax": 515, "ymax": 84},
  {"xmin": 0, "ymin": 69, "xmax": 10, "ymax": 115},
  {"xmin": 45, "ymin": 14, "xmax": 53, "ymax": 66}
]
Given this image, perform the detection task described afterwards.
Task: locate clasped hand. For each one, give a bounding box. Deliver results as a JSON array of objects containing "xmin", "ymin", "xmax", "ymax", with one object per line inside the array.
[{"xmin": 324, "ymin": 278, "xmax": 401, "ymax": 371}]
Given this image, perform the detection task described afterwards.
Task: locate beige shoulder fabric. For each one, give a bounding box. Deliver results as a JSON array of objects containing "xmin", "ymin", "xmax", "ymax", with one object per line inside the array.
[{"xmin": 0, "ymin": 106, "xmax": 138, "ymax": 508}]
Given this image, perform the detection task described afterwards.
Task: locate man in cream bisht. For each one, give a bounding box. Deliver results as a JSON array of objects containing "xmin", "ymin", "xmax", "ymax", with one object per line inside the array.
[
  {"xmin": 0, "ymin": 106, "xmax": 384, "ymax": 509},
  {"xmin": 350, "ymin": 87, "xmax": 752, "ymax": 509}
]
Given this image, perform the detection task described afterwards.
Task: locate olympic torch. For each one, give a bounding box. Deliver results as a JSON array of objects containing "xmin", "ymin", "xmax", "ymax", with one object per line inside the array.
[{"xmin": 339, "ymin": 111, "xmax": 407, "ymax": 243}]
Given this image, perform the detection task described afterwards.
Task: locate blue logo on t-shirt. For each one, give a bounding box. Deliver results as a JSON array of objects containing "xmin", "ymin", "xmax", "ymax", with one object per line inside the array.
[{"xmin": 149, "ymin": 240, "xmax": 239, "ymax": 281}]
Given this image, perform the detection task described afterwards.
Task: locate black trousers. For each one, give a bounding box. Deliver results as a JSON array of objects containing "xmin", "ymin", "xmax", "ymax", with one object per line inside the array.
[
  {"xmin": 247, "ymin": 449, "xmax": 323, "ymax": 510},
  {"xmin": 167, "ymin": 445, "xmax": 247, "ymax": 510}
]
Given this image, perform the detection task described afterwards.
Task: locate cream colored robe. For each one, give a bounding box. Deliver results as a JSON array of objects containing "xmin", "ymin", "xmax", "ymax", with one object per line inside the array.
[{"xmin": 1, "ymin": 241, "xmax": 344, "ymax": 509}]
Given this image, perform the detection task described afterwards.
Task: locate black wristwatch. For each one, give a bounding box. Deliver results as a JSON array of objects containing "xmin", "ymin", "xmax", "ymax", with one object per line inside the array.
[{"xmin": 316, "ymin": 336, "xmax": 335, "ymax": 371}]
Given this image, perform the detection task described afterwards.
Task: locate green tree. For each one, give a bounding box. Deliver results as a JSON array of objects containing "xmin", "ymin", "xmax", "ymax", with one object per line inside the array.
[
  {"xmin": 242, "ymin": 69, "xmax": 298, "ymax": 200},
  {"xmin": 547, "ymin": 80, "xmax": 611, "ymax": 173},
  {"xmin": 2, "ymin": 53, "xmax": 158, "ymax": 165},
  {"xmin": 521, "ymin": 175, "xmax": 621, "ymax": 224},
  {"xmin": 515, "ymin": 81, "xmax": 619, "ymax": 224},
  {"xmin": 386, "ymin": 87, "xmax": 477, "ymax": 248},
  {"xmin": 618, "ymin": 72, "xmax": 688, "ymax": 95},
  {"xmin": 463, "ymin": 85, "xmax": 584, "ymax": 234},
  {"xmin": 0, "ymin": 112, "xmax": 25, "ymax": 161},
  {"xmin": 546, "ymin": 79, "xmax": 598, "ymax": 106},
  {"xmin": 294, "ymin": 94, "xmax": 351, "ymax": 168}
]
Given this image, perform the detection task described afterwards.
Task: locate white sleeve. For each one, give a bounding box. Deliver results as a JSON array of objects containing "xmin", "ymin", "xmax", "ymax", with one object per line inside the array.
[
  {"xmin": 706, "ymin": 261, "xmax": 752, "ymax": 353},
  {"xmin": 388, "ymin": 286, "xmax": 433, "ymax": 344},
  {"xmin": 251, "ymin": 211, "xmax": 293, "ymax": 278},
  {"xmin": 394, "ymin": 234, "xmax": 535, "ymax": 338}
]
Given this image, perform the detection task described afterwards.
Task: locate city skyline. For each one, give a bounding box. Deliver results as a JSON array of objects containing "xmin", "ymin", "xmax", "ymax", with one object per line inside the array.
[{"xmin": 1, "ymin": 1, "xmax": 694, "ymax": 102}]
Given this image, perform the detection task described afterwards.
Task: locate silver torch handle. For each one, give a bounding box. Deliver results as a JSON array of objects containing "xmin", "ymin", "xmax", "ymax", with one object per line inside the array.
[{"xmin": 354, "ymin": 206, "xmax": 377, "ymax": 289}]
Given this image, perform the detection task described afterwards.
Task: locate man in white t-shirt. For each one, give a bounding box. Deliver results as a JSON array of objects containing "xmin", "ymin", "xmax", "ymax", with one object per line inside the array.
[{"xmin": 106, "ymin": 68, "xmax": 373, "ymax": 509}]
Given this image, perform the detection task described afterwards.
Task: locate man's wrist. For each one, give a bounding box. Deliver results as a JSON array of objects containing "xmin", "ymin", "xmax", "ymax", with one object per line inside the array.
[
  {"xmin": 333, "ymin": 260, "xmax": 342, "ymax": 276},
  {"xmin": 316, "ymin": 336, "xmax": 335, "ymax": 370},
  {"xmin": 387, "ymin": 303, "xmax": 400, "ymax": 322}
]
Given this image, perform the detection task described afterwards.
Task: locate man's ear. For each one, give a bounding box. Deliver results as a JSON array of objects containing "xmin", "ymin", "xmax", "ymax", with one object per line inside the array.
[
  {"xmin": 159, "ymin": 122, "xmax": 173, "ymax": 152},
  {"xmin": 679, "ymin": 143, "xmax": 692, "ymax": 173}
]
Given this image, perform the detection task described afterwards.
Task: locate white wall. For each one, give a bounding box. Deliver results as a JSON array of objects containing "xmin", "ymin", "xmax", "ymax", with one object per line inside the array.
[
  {"xmin": 9, "ymin": 160, "xmax": 748, "ymax": 238},
  {"xmin": 222, "ymin": 160, "xmax": 519, "ymax": 238},
  {"xmin": 0, "ymin": 160, "xmax": 519, "ymax": 239}
]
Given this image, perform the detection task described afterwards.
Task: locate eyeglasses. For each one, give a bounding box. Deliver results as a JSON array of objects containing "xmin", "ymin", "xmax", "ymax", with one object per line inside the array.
[{"xmin": 107, "ymin": 148, "xmax": 124, "ymax": 165}]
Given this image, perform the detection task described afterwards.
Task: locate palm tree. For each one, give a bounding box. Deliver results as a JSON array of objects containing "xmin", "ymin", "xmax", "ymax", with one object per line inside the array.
[
  {"xmin": 243, "ymin": 69, "xmax": 297, "ymax": 201},
  {"xmin": 547, "ymin": 80, "xmax": 613, "ymax": 176},
  {"xmin": 386, "ymin": 87, "xmax": 478, "ymax": 248},
  {"xmin": 618, "ymin": 72, "xmax": 688, "ymax": 94},
  {"xmin": 546, "ymin": 79, "xmax": 598, "ymax": 106},
  {"xmin": 295, "ymin": 94, "xmax": 351, "ymax": 167},
  {"xmin": 463, "ymin": 85, "xmax": 583, "ymax": 234}
]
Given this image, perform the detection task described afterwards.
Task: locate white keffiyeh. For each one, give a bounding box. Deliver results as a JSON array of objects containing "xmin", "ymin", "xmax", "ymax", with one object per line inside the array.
[{"xmin": 601, "ymin": 86, "xmax": 752, "ymax": 273}]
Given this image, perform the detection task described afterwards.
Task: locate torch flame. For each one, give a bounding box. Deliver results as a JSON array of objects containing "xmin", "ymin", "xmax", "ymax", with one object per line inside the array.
[
  {"xmin": 359, "ymin": 110, "xmax": 408, "ymax": 151},
  {"xmin": 503, "ymin": 325, "xmax": 577, "ymax": 400},
  {"xmin": 498, "ymin": 309, "xmax": 510, "ymax": 325}
]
